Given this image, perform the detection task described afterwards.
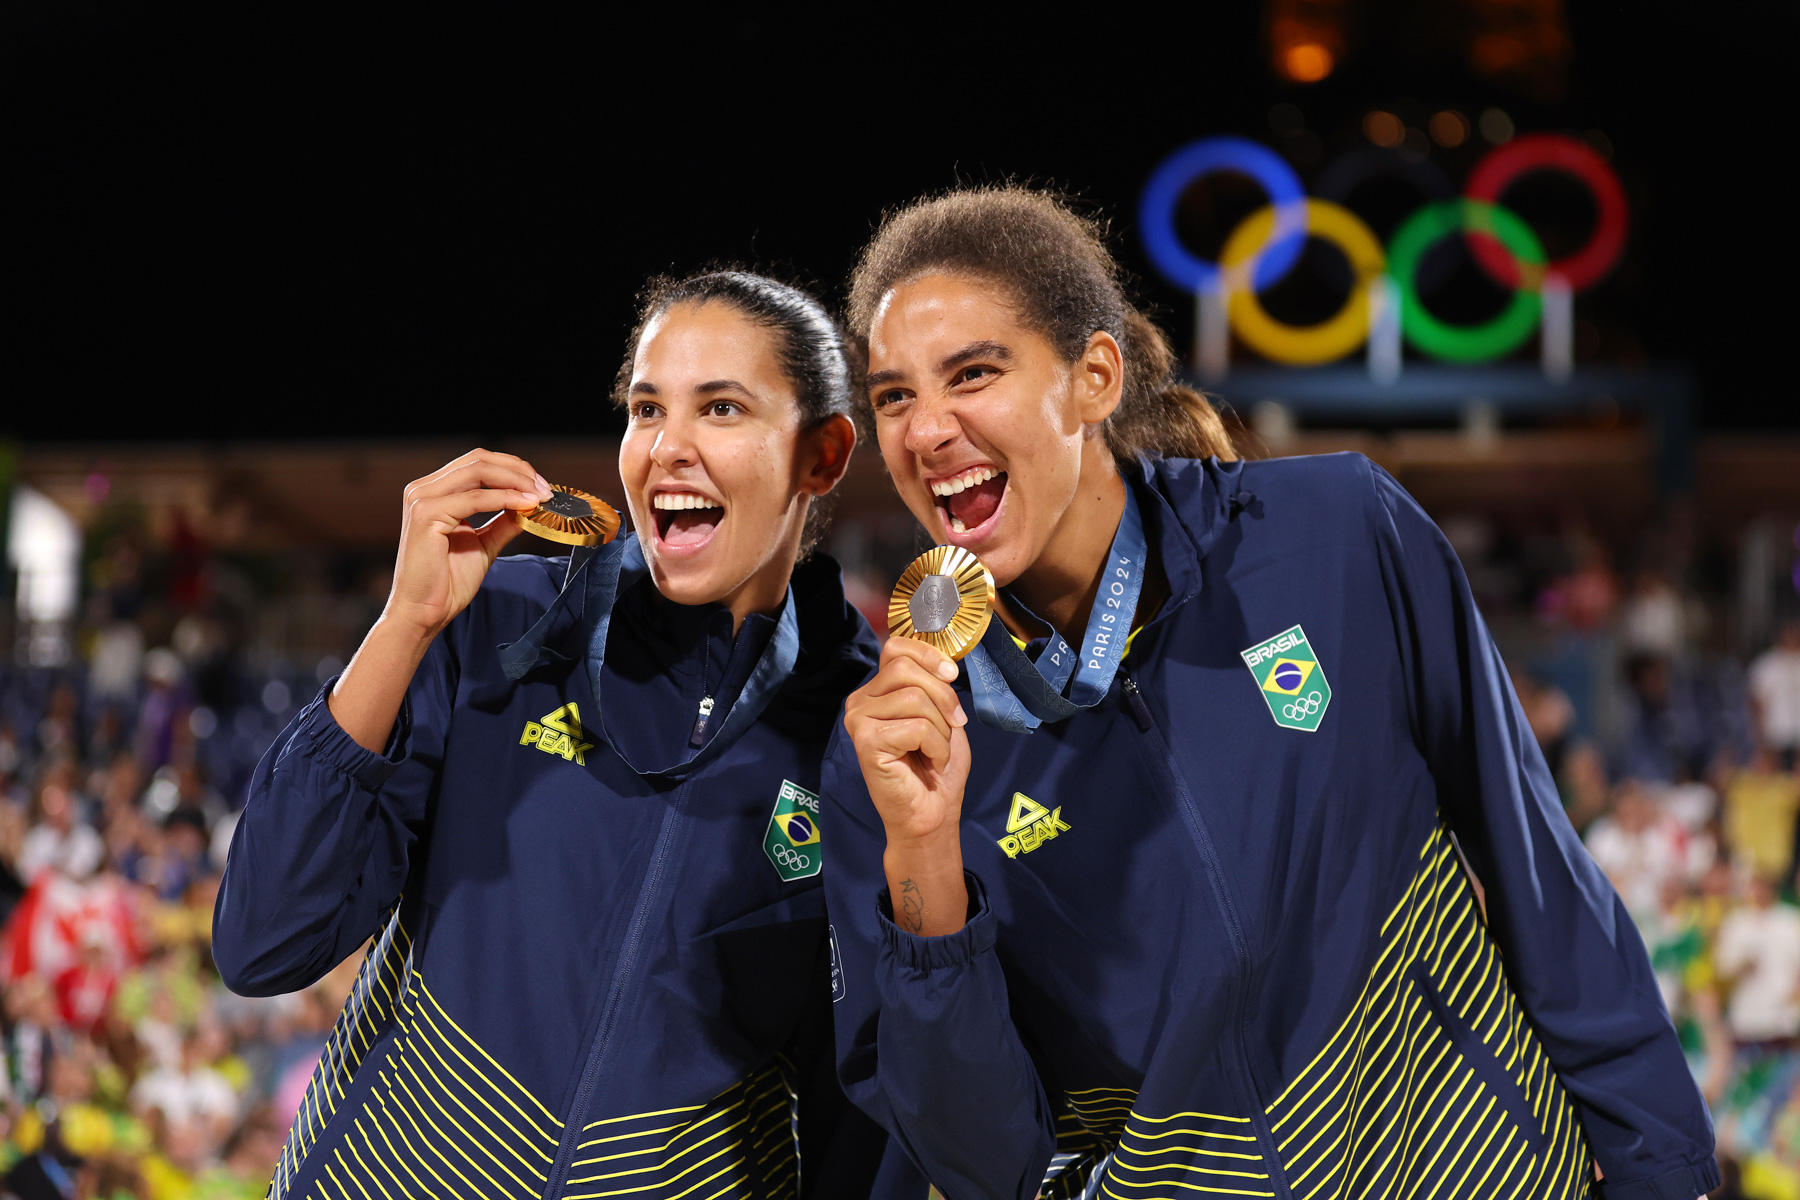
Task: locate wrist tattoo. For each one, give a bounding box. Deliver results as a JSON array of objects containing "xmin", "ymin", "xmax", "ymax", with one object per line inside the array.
[{"xmin": 899, "ymin": 877, "xmax": 924, "ymax": 935}]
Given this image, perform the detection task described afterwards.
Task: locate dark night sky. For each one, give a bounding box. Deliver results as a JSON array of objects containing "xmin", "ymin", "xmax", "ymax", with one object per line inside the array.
[{"xmin": 4, "ymin": 3, "xmax": 1794, "ymax": 441}]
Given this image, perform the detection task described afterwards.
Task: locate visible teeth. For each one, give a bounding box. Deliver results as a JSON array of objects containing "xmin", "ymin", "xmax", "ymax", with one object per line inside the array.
[
  {"xmin": 931, "ymin": 466, "xmax": 999, "ymax": 497},
  {"xmin": 652, "ymin": 493, "xmax": 721, "ymax": 511},
  {"xmin": 949, "ymin": 516, "xmax": 967, "ymax": 534}
]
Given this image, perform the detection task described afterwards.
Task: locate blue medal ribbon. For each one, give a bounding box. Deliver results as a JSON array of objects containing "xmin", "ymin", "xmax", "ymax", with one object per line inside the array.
[
  {"xmin": 964, "ymin": 483, "xmax": 1149, "ymax": 733},
  {"xmin": 498, "ymin": 532, "xmax": 799, "ymax": 778}
]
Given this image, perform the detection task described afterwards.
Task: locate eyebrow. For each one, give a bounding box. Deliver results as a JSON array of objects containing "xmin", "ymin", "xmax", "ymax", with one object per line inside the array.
[
  {"xmin": 627, "ymin": 379, "xmax": 756, "ymax": 398},
  {"xmin": 696, "ymin": 379, "xmax": 755, "ymax": 398},
  {"xmin": 864, "ymin": 340, "xmax": 1014, "ymax": 393},
  {"xmin": 940, "ymin": 340, "xmax": 1012, "ymax": 372}
]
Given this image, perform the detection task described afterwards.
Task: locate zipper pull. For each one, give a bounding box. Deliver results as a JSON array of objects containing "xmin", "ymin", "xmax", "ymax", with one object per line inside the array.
[
  {"xmin": 1120, "ymin": 673, "xmax": 1154, "ymax": 732},
  {"xmin": 689, "ymin": 696, "xmax": 716, "ymax": 747}
]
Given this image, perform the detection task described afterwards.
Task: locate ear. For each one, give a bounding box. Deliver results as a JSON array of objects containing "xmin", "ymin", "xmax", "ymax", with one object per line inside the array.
[
  {"xmin": 1073, "ymin": 331, "xmax": 1124, "ymax": 425},
  {"xmin": 799, "ymin": 413, "xmax": 857, "ymax": 498}
]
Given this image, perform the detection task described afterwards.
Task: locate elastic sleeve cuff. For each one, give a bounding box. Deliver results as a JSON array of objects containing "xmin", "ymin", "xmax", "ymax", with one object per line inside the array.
[
  {"xmin": 1594, "ymin": 1156, "xmax": 1720, "ymax": 1200},
  {"xmin": 286, "ymin": 679, "xmax": 412, "ymax": 791},
  {"xmin": 875, "ymin": 871, "xmax": 995, "ymax": 972}
]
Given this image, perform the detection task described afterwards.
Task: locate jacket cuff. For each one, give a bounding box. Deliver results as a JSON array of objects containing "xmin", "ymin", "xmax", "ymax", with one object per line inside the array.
[
  {"xmin": 1594, "ymin": 1156, "xmax": 1720, "ymax": 1200},
  {"xmin": 876, "ymin": 871, "xmax": 995, "ymax": 972},
  {"xmin": 287, "ymin": 679, "xmax": 411, "ymax": 791}
]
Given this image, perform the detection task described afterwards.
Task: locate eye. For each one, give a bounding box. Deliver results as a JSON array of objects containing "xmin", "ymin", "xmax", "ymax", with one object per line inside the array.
[
  {"xmin": 872, "ymin": 388, "xmax": 909, "ymax": 410},
  {"xmin": 954, "ymin": 364, "xmax": 996, "ymax": 386},
  {"xmin": 631, "ymin": 401, "xmax": 662, "ymax": 420},
  {"xmin": 707, "ymin": 400, "xmax": 741, "ymax": 418}
]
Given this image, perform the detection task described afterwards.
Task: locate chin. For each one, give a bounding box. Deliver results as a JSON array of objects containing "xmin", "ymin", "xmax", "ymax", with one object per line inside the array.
[
  {"xmin": 644, "ymin": 554, "xmax": 726, "ymax": 608},
  {"xmin": 977, "ymin": 544, "xmax": 1029, "ymax": 590}
]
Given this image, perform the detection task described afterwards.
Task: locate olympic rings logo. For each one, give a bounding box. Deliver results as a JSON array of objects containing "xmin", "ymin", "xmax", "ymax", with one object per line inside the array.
[
  {"xmin": 772, "ymin": 843, "xmax": 813, "ymax": 872},
  {"xmin": 1138, "ymin": 133, "xmax": 1628, "ymax": 365},
  {"xmin": 1282, "ymin": 691, "xmax": 1324, "ymax": 721}
]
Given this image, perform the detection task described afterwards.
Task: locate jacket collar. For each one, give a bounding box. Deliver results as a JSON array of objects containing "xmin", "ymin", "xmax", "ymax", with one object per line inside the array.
[{"xmin": 1130, "ymin": 455, "xmax": 1250, "ymax": 616}]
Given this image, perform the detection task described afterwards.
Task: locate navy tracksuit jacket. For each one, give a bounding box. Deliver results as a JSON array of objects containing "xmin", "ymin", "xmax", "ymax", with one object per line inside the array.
[
  {"xmin": 822, "ymin": 454, "xmax": 1717, "ymax": 1200},
  {"xmin": 213, "ymin": 551, "xmax": 927, "ymax": 1200}
]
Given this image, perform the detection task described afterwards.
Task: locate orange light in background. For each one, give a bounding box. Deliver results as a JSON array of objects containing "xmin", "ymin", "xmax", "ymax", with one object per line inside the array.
[
  {"xmin": 1283, "ymin": 42, "xmax": 1335, "ymax": 82},
  {"xmin": 1430, "ymin": 110, "xmax": 1470, "ymax": 147},
  {"xmin": 1465, "ymin": 0, "xmax": 1570, "ymax": 101},
  {"xmin": 1266, "ymin": 0, "xmax": 1347, "ymax": 84},
  {"xmin": 1363, "ymin": 110, "xmax": 1405, "ymax": 148}
]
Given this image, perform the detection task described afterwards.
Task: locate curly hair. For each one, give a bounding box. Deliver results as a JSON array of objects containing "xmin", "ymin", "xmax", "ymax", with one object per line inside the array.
[{"xmin": 846, "ymin": 186, "xmax": 1235, "ymax": 464}]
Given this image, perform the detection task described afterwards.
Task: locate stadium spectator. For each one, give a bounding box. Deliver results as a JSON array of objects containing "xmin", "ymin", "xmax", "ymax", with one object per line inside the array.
[
  {"xmin": 1715, "ymin": 872, "xmax": 1800, "ymax": 1043},
  {"xmin": 1584, "ymin": 778, "xmax": 1711, "ymax": 918},
  {"xmin": 1723, "ymin": 748, "xmax": 1800, "ymax": 882},
  {"xmin": 17, "ymin": 762, "xmax": 102, "ymax": 882},
  {"xmin": 1620, "ymin": 566, "xmax": 1689, "ymax": 657},
  {"xmin": 129, "ymin": 1027, "xmax": 241, "ymax": 1156},
  {"xmin": 1618, "ymin": 652, "xmax": 1717, "ymax": 783},
  {"xmin": 1751, "ymin": 620, "xmax": 1800, "ymax": 768}
]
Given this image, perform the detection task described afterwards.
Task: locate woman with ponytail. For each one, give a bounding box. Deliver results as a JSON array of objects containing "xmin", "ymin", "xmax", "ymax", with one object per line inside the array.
[
  {"xmin": 215, "ymin": 271, "xmax": 925, "ymax": 1200},
  {"xmin": 823, "ymin": 188, "xmax": 1715, "ymax": 1200}
]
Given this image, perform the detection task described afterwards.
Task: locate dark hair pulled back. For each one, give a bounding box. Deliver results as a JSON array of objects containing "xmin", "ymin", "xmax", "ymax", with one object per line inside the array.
[
  {"xmin": 845, "ymin": 186, "xmax": 1236, "ymax": 464},
  {"xmin": 615, "ymin": 269, "xmax": 855, "ymax": 555}
]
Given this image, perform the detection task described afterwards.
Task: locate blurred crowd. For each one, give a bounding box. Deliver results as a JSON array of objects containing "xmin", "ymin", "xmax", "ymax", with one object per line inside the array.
[
  {"xmin": 0, "ymin": 652, "xmax": 363, "ymax": 1200},
  {"xmin": 1474, "ymin": 510, "xmax": 1800, "ymax": 1200},
  {"xmin": 0, "ymin": 522, "xmax": 369, "ymax": 1200},
  {"xmin": 3, "ymin": 499, "xmax": 1800, "ymax": 1198}
]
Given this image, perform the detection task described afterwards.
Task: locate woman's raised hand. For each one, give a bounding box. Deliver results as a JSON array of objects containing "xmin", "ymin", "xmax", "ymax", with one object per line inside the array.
[
  {"xmin": 329, "ymin": 449, "xmax": 551, "ymax": 753},
  {"xmin": 843, "ymin": 636, "xmax": 973, "ymax": 936},
  {"xmin": 385, "ymin": 449, "xmax": 554, "ymax": 638},
  {"xmin": 844, "ymin": 636, "xmax": 971, "ymax": 840}
]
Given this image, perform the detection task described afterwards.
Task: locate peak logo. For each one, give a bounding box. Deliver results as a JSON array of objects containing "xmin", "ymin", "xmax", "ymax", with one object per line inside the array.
[
  {"xmin": 996, "ymin": 792, "xmax": 1070, "ymax": 859},
  {"xmin": 519, "ymin": 703, "xmax": 595, "ymax": 766}
]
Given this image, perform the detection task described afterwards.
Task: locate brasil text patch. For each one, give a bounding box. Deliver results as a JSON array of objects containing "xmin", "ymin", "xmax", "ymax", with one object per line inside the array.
[
  {"xmin": 1241, "ymin": 624, "xmax": 1331, "ymax": 732},
  {"xmin": 764, "ymin": 780, "xmax": 822, "ymax": 882}
]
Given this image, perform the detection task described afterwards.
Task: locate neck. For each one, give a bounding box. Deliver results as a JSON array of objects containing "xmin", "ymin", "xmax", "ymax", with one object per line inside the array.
[
  {"xmin": 1001, "ymin": 445, "xmax": 1129, "ymax": 644},
  {"xmin": 719, "ymin": 504, "xmax": 806, "ymax": 635}
]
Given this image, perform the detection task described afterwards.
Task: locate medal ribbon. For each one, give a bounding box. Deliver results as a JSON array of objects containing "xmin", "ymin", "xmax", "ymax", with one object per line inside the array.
[
  {"xmin": 965, "ymin": 483, "xmax": 1149, "ymax": 733},
  {"xmin": 499, "ymin": 532, "xmax": 799, "ymax": 777}
]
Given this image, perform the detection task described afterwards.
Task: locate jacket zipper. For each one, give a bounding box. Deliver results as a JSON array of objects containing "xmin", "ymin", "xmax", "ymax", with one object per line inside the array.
[
  {"xmin": 1122, "ymin": 669, "xmax": 1296, "ymax": 1200},
  {"xmin": 689, "ymin": 638, "xmax": 717, "ymax": 747},
  {"xmin": 540, "ymin": 784, "xmax": 690, "ymax": 1199},
  {"xmin": 689, "ymin": 696, "xmax": 715, "ymax": 748},
  {"xmin": 1119, "ymin": 672, "xmax": 1155, "ymax": 732}
]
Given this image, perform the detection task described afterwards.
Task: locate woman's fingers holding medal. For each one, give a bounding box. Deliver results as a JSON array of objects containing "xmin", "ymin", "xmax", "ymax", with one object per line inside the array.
[
  {"xmin": 864, "ymin": 637, "xmax": 967, "ymax": 737},
  {"xmin": 388, "ymin": 449, "xmax": 557, "ymax": 637},
  {"xmin": 401, "ymin": 450, "xmax": 553, "ymax": 551},
  {"xmin": 406, "ymin": 451, "xmax": 554, "ymax": 522},
  {"xmin": 845, "ymin": 636, "xmax": 972, "ymax": 844}
]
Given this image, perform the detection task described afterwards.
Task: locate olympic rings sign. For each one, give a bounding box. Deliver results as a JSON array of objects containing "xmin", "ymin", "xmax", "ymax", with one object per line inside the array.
[
  {"xmin": 1282, "ymin": 691, "xmax": 1324, "ymax": 722},
  {"xmin": 1138, "ymin": 133, "xmax": 1627, "ymax": 365},
  {"xmin": 771, "ymin": 843, "xmax": 813, "ymax": 872}
]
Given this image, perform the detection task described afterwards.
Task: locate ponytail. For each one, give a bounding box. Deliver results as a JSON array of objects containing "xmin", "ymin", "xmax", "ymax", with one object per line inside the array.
[
  {"xmin": 847, "ymin": 185, "xmax": 1236, "ymax": 465},
  {"xmin": 1112, "ymin": 307, "xmax": 1237, "ymax": 462}
]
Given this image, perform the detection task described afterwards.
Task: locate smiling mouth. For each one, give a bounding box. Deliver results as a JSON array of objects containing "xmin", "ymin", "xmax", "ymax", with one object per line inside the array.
[
  {"xmin": 931, "ymin": 466, "xmax": 1007, "ymax": 537},
  {"xmin": 652, "ymin": 493, "xmax": 725, "ymax": 550}
]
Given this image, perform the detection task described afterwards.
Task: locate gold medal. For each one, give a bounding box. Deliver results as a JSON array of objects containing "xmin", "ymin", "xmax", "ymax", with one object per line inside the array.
[
  {"xmin": 889, "ymin": 545, "xmax": 995, "ymax": 661},
  {"xmin": 514, "ymin": 485, "xmax": 621, "ymax": 547}
]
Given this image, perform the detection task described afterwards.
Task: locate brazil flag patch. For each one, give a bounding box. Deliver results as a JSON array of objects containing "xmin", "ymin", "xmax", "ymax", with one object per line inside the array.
[
  {"xmin": 764, "ymin": 780, "xmax": 823, "ymax": 882},
  {"xmin": 1241, "ymin": 624, "xmax": 1331, "ymax": 732}
]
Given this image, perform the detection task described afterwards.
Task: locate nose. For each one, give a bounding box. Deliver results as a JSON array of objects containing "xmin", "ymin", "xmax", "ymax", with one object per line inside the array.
[
  {"xmin": 649, "ymin": 417, "xmax": 698, "ymax": 472},
  {"xmin": 903, "ymin": 391, "xmax": 962, "ymax": 459}
]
